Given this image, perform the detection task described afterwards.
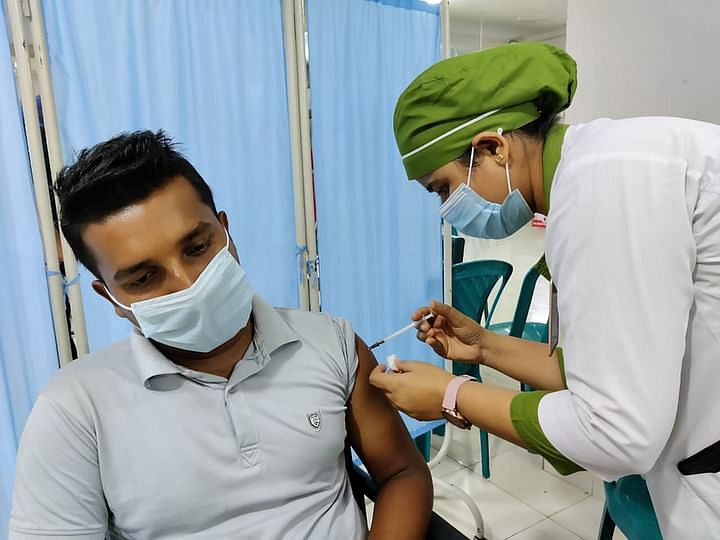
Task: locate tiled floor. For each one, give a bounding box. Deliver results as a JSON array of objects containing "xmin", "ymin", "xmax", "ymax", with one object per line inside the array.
[
  {"xmin": 367, "ymin": 224, "xmax": 631, "ymax": 539},
  {"xmin": 367, "ymin": 436, "xmax": 629, "ymax": 540},
  {"xmin": 430, "ymin": 435, "xmax": 628, "ymax": 540}
]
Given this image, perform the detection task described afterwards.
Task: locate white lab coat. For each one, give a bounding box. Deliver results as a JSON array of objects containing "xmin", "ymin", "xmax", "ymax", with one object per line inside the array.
[{"xmin": 539, "ymin": 117, "xmax": 720, "ymax": 539}]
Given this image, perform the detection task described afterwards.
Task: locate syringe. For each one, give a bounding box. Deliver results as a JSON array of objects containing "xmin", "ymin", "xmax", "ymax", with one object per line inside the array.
[{"xmin": 368, "ymin": 313, "xmax": 434, "ymax": 351}]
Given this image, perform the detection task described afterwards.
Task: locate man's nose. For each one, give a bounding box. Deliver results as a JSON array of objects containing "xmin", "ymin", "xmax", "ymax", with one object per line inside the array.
[{"xmin": 165, "ymin": 263, "xmax": 197, "ymax": 293}]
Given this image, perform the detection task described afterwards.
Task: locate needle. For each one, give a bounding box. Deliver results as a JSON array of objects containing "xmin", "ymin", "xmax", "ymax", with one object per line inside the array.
[{"xmin": 368, "ymin": 313, "xmax": 434, "ymax": 351}]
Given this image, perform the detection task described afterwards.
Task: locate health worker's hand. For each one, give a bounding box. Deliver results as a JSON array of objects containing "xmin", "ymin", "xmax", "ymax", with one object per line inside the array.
[
  {"xmin": 369, "ymin": 360, "xmax": 454, "ymax": 421},
  {"xmin": 413, "ymin": 300, "xmax": 485, "ymax": 363}
]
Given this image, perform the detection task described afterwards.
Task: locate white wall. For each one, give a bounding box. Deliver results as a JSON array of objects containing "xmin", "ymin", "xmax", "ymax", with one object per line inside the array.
[
  {"xmin": 565, "ymin": 0, "xmax": 720, "ymax": 124},
  {"xmin": 450, "ymin": 16, "xmax": 566, "ymax": 55},
  {"xmin": 451, "ymin": 33, "xmax": 566, "ymax": 56}
]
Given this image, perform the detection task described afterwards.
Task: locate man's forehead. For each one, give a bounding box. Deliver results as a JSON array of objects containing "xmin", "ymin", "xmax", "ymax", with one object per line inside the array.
[{"xmin": 82, "ymin": 178, "xmax": 217, "ymax": 273}]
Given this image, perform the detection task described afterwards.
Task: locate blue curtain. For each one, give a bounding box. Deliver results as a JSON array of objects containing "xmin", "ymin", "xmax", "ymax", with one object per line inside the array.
[
  {"xmin": 42, "ymin": 0, "xmax": 298, "ymax": 351},
  {"xmin": 0, "ymin": 10, "xmax": 60, "ymax": 536},
  {"xmin": 307, "ymin": 0, "xmax": 442, "ymax": 434}
]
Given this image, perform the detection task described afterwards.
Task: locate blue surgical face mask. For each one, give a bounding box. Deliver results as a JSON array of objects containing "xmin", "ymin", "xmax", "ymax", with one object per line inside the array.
[
  {"xmin": 106, "ymin": 228, "xmax": 254, "ymax": 353},
  {"xmin": 437, "ymin": 144, "xmax": 533, "ymax": 239}
]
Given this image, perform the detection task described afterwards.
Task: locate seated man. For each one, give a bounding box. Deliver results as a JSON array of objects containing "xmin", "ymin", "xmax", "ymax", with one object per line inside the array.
[{"xmin": 9, "ymin": 131, "xmax": 432, "ymax": 540}]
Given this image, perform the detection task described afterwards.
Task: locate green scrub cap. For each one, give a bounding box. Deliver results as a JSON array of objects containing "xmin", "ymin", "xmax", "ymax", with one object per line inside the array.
[{"xmin": 393, "ymin": 42, "xmax": 577, "ymax": 179}]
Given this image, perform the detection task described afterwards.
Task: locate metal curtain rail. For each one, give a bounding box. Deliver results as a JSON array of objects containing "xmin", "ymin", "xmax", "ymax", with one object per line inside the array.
[
  {"xmin": 6, "ymin": 0, "xmax": 74, "ymax": 365},
  {"xmin": 291, "ymin": 0, "xmax": 321, "ymax": 312},
  {"xmin": 282, "ymin": 0, "xmax": 311, "ymax": 311},
  {"xmin": 28, "ymin": 0, "xmax": 89, "ymax": 357}
]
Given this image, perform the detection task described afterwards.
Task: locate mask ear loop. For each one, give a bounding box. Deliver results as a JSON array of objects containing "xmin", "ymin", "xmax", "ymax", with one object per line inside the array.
[
  {"xmin": 104, "ymin": 285, "xmax": 132, "ymax": 311},
  {"xmin": 222, "ymin": 225, "xmax": 231, "ymax": 250},
  {"xmin": 466, "ymin": 145, "xmax": 476, "ymax": 187},
  {"xmin": 496, "ymin": 127, "xmax": 513, "ymax": 194}
]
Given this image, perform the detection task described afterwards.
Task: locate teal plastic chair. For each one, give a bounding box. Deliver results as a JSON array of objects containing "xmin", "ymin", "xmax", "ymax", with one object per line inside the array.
[
  {"xmin": 452, "ymin": 260, "xmax": 513, "ymax": 331},
  {"xmin": 451, "ymin": 236, "xmax": 465, "ymax": 265},
  {"xmin": 450, "ymin": 259, "xmax": 513, "ymax": 479},
  {"xmin": 487, "ymin": 266, "xmax": 549, "ymax": 392},
  {"xmin": 488, "ymin": 266, "xmax": 547, "ymax": 342},
  {"xmin": 599, "ymin": 475, "xmax": 662, "ymax": 540}
]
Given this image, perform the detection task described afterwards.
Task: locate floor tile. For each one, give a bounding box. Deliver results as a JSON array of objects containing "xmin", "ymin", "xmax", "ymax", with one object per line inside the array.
[
  {"xmin": 476, "ymin": 447, "xmax": 589, "ymax": 516},
  {"xmin": 434, "ymin": 468, "xmax": 545, "ymax": 540},
  {"xmin": 551, "ymin": 496, "xmax": 627, "ymax": 540},
  {"xmin": 432, "ymin": 428, "xmax": 523, "ymax": 476},
  {"xmin": 542, "ymin": 460, "xmax": 594, "ymax": 494},
  {"xmin": 441, "ymin": 426, "xmax": 483, "ymax": 467},
  {"xmin": 428, "ymin": 449, "xmax": 465, "ymax": 478},
  {"xmin": 592, "ymin": 475, "xmax": 606, "ymax": 501},
  {"xmin": 552, "ymin": 496, "xmax": 603, "ymax": 539},
  {"xmin": 488, "ymin": 434, "xmax": 521, "ymax": 458},
  {"xmin": 508, "ymin": 519, "xmax": 582, "ymax": 540}
]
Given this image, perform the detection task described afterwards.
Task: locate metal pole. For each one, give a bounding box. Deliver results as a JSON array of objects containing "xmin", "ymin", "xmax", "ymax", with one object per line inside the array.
[
  {"xmin": 293, "ymin": 0, "xmax": 320, "ymax": 312},
  {"xmin": 441, "ymin": 0, "xmax": 451, "ymax": 59},
  {"xmin": 7, "ymin": 0, "xmax": 74, "ymax": 365},
  {"xmin": 28, "ymin": 0, "xmax": 89, "ymax": 356},
  {"xmin": 434, "ymin": 0, "xmax": 459, "ymax": 468},
  {"xmin": 441, "ymin": 0, "xmax": 453, "ymax": 339},
  {"xmin": 282, "ymin": 0, "xmax": 311, "ymax": 311}
]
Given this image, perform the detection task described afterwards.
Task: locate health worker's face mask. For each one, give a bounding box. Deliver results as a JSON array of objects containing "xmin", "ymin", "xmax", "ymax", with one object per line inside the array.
[
  {"xmin": 437, "ymin": 144, "xmax": 533, "ymax": 239},
  {"xmin": 105, "ymin": 227, "xmax": 254, "ymax": 353}
]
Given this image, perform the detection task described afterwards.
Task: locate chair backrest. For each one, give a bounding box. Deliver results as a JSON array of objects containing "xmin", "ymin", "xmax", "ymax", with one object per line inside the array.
[
  {"xmin": 452, "ymin": 259, "xmax": 513, "ymax": 327},
  {"xmin": 508, "ymin": 265, "xmax": 543, "ymax": 338},
  {"xmin": 451, "ymin": 236, "xmax": 465, "ymax": 265},
  {"xmin": 603, "ymin": 475, "xmax": 662, "ymax": 540}
]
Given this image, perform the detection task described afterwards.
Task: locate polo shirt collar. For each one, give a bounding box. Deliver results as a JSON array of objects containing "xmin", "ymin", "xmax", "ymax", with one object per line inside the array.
[{"xmin": 251, "ymin": 295, "xmax": 300, "ymax": 356}]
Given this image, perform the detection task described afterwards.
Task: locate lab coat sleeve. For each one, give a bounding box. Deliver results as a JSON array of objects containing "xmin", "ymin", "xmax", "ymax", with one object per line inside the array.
[
  {"xmin": 511, "ymin": 388, "xmax": 584, "ymax": 474},
  {"xmin": 533, "ymin": 154, "xmax": 696, "ymax": 480},
  {"xmin": 9, "ymin": 395, "xmax": 107, "ymax": 539}
]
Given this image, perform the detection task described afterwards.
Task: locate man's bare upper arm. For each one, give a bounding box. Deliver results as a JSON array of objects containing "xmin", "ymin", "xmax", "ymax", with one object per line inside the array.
[{"xmin": 345, "ymin": 335, "xmax": 427, "ymax": 485}]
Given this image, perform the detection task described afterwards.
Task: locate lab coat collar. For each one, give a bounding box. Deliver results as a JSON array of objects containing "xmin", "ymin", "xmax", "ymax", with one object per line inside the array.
[{"xmin": 543, "ymin": 123, "xmax": 570, "ymax": 208}]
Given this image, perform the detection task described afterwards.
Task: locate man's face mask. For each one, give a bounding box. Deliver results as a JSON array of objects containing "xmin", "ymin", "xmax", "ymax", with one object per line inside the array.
[
  {"xmin": 106, "ymin": 228, "xmax": 254, "ymax": 353},
  {"xmin": 437, "ymin": 143, "xmax": 533, "ymax": 239}
]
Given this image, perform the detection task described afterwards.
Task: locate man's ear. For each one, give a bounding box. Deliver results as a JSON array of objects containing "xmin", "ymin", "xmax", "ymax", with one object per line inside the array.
[
  {"xmin": 218, "ymin": 210, "xmax": 229, "ymax": 230},
  {"xmin": 92, "ymin": 280, "xmax": 132, "ymax": 320},
  {"xmin": 218, "ymin": 210, "xmax": 240, "ymax": 260}
]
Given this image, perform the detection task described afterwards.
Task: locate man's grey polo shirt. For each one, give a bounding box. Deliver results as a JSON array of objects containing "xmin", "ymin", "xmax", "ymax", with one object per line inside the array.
[{"xmin": 10, "ymin": 296, "xmax": 366, "ymax": 540}]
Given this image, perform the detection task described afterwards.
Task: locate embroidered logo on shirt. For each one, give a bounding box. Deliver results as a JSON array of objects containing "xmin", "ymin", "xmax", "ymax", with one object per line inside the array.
[{"xmin": 307, "ymin": 411, "xmax": 322, "ymax": 431}]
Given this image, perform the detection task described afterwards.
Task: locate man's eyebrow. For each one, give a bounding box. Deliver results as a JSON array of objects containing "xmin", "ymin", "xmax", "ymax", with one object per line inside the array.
[
  {"xmin": 177, "ymin": 221, "xmax": 213, "ymax": 246},
  {"xmin": 113, "ymin": 222, "xmax": 215, "ymax": 282},
  {"xmin": 114, "ymin": 260, "xmax": 152, "ymax": 282}
]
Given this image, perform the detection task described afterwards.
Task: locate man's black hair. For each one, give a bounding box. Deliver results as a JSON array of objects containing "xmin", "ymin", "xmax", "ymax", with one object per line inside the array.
[{"xmin": 56, "ymin": 130, "xmax": 217, "ymax": 278}]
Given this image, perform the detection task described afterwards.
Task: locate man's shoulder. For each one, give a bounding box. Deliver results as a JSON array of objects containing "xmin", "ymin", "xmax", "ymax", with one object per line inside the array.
[
  {"xmin": 274, "ymin": 306, "xmax": 350, "ymax": 330},
  {"xmin": 258, "ymin": 296, "xmax": 354, "ymax": 342},
  {"xmin": 263, "ymin": 304, "xmax": 358, "ymax": 369},
  {"xmin": 41, "ymin": 337, "xmax": 134, "ymax": 408}
]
